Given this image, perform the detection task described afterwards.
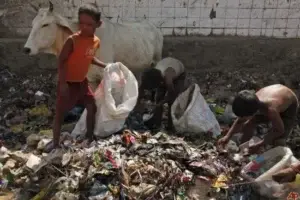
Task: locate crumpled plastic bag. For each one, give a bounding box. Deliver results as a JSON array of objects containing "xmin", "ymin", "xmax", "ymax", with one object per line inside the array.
[
  {"xmin": 171, "ymin": 84, "xmax": 221, "ymax": 137},
  {"xmin": 72, "ymin": 62, "xmax": 138, "ymax": 138}
]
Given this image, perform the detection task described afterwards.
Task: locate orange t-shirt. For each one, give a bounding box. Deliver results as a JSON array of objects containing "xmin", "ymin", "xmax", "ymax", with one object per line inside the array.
[{"xmin": 65, "ymin": 32, "xmax": 100, "ymax": 82}]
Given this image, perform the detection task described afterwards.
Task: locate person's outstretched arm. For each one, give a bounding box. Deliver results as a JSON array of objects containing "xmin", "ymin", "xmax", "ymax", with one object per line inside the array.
[
  {"xmin": 273, "ymin": 162, "xmax": 300, "ymax": 183},
  {"xmin": 92, "ymin": 57, "xmax": 107, "ymax": 68}
]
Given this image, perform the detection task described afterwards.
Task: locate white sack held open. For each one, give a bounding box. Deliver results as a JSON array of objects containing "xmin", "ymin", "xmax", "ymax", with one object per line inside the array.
[
  {"xmin": 171, "ymin": 84, "xmax": 221, "ymax": 137},
  {"xmin": 72, "ymin": 62, "xmax": 138, "ymax": 138},
  {"xmin": 241, "ymin": 146, "xmax": 297, "ymax": 198}
]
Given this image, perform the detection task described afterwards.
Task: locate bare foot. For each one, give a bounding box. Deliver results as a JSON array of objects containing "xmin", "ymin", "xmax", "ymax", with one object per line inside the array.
[
  {"xmin": 44, "ymin": 141, "xmax": 61, "ymax": 153},
  {"xmin": 79, "ymin": 139, "xmax": 93, "ymax": 148}
]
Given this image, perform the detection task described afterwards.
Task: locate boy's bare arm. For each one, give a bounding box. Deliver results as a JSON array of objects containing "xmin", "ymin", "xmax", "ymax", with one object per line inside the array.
[
  {"xmin": 164, "ymin": 76, "xmax": 176, "ymax": 103},
  {"xmin": 165, "ymin": 76, "xmax": 175, "ymax": 93},
  {"xmin": 58, "ymin": 38, "xmax": 73, "ymax": 83},
  {"xmin": 92, "ymin": 57, "xmax": 107, "ymax": 68},
  {"xmin": 263, "ymin": 107, "xmax": 284, "ymax": 145},
  {"xmin": 226, "ymin": 117, "xmax": 248, "ymax": 137}
]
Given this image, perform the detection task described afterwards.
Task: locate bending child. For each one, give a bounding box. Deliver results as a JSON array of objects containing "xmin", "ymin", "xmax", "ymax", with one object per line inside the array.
[
  {"xmin": 218, "ymin": 84, "xmax": 298, "ymax": 154},
  {"xmin": 137, "ymin": 57, "xmax": 187, "ymax": 130}
]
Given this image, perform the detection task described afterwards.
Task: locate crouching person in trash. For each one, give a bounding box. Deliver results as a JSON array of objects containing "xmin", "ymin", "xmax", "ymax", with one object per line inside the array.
[
  {"xmin": 46, "ymin": 4, "xmax": 107, "ymax": 152},
  {"xmin": 137, "ymin": 57, "xmax": 187, "ymax": 130},
  {"xmin": 273, "ymin": 162, "xmax": 300, "ymax": 184},
  {"xmin": 217, "ymin": 84, "xmax": 298, "ymax": 154}
]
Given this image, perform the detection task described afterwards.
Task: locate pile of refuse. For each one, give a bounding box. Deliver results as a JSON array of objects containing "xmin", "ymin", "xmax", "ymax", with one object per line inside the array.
[
  {"xmin": 1, "ymin": 67, "xmax": 300, "ymax": 200},
  {"xmin": 0, "ymin": 127, "xmax": 264, "ymax": 200}
]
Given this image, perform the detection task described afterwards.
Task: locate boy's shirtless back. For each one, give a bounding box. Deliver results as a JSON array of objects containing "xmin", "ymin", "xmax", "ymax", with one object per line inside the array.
[
  {"xmin": 217, "ymin": 84, "xmax": 298, "ymax": 151},
  {"xmin": 256, "ymin": 84, "xmax": 298, "ymax": 114}
]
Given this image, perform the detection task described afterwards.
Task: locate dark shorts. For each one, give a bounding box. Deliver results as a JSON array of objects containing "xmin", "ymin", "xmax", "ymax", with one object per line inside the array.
[
  {"xmin": 56, "ymin": 78, "xmax": 95, "ymax": 113},
  {"xmin": 254, "ymin": 101, "xmax": 298, "ymax": 140}
]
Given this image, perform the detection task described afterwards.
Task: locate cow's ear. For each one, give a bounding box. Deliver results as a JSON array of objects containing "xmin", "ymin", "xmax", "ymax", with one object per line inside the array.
[{"xmin": 49, "ymin": 1, "xmax": 54, "ymax": 12}]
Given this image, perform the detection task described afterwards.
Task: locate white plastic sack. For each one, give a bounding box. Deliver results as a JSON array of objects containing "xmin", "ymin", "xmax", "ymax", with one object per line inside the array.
[
  {"xmin": 171, "ymin": 84, "xmax": 221, "ymax": 137},
  {"xmin": 241, "ymin": 146, "xmax": 295, "ymax": 198},
  {"xmin": 72, "ymin": 62, "xmax": 138, "ymax": 138}
]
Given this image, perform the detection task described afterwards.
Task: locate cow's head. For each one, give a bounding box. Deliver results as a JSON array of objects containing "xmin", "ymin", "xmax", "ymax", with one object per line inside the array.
[{"xmin": 24, "ymin": 1, "xmax": 75, "ymax": 56}]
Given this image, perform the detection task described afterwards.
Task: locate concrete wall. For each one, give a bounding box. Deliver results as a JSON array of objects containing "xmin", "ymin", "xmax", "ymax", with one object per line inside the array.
[{"xmin": 1, "ymin": 0, "xmax": 300, "ymax": 38}]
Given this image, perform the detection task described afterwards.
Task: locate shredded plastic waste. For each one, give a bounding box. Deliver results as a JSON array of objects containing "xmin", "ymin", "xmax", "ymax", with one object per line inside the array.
[{"xmin": 0, "ymin": 70, "xmax": 299, "ymax": 200}]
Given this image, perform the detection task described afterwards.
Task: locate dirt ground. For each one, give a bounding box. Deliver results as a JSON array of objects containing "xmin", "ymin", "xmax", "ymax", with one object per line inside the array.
[
  {"xmin": 3, "ymin": 36, "xmax": 300, "ymax": 97},
  {"xmin": 163, "ymin": 36, "xmax": 300, "ymax": 102},
  {"xmin": 2, "ymin": 35, "xmax": 300, "ymax": 120},
  {"xmin": 1, "ymin": 36, "xmax": 300, "ymax": 106}
]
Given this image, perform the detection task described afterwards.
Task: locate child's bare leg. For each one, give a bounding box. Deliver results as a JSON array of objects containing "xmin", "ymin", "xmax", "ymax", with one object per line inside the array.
[
  {"xmin": 83, "ymin": 80, "xmax": 97, "ymax": 142},
  {"xmin": 51, "ymin": 83, "xmax": 78, "ymax": 150},
  {"xmin": 53, "ymin": 93, "xmax": 69, "ymax": 147},
  {"xmin": 167, "ymin": 102, "xmax": 174, "ymax": 131},
  {"xmin": 49, "ymin": 95, "xmax": 75, "ymax": 152},
  {"xmin": 167, "ymin": 72, "xmax": 186, "ymax": 131},
  {"xmin": 53, "ymin": 109, "xmax": 64, "ymax": 147},
  {"xmin": 85, "ymin": 97, "xmax": 97, "ymax": 142}
]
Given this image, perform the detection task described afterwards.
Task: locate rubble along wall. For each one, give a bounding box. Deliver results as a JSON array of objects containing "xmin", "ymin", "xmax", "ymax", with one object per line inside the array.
[{"xmin": 1, "ymin": 36, "xmax": 300, "ymax": 73}]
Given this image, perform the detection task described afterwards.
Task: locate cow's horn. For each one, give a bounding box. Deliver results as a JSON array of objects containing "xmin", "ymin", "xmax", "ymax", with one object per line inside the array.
[
  {"xmin": 29, "ymin": 3, "xmax": 39, "ymax": 12},
  {"xmin": 49, "ymin": 1, "xmax": 54, "ymax": 12}
]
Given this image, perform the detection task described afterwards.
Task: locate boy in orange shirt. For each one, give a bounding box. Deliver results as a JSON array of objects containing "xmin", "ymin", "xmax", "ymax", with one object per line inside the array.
[{"xmin": 46, "ymin": 4, "xmax": 106, "ymax": 152}]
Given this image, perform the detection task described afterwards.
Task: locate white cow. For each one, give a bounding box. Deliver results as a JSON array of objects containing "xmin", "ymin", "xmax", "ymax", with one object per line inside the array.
[{"xmin": 24, "ymin": 2, "xmax": 163, "ymax": 90}]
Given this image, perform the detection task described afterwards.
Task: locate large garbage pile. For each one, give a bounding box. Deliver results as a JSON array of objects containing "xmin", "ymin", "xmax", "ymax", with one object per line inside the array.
[
  {"xmin": 0, "ymin": 128, "xmax": 259, "ymax": 200},
  {"xmin": 0, "ymin": 69, "xmax": 299, "ymax": 199}
]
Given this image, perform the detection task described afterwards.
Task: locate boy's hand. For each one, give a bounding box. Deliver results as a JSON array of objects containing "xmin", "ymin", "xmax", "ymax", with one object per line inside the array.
[
  {"xmin": 102, "ymin": 63, "xmax": 108, "ymax": 68},
  {"xmin": 92, "ymin": 57, "xmax": 107, "ymax": 68},
  {"xmin": 272, "ymin": 167, "xmax": 297, "ymax": 183},
  {"xmin": 217, "ymin": 136, "xmax": 230, "ymax": 149}
]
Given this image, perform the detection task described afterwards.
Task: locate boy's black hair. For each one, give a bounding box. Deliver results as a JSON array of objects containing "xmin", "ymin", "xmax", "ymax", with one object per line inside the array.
[
  {"xmin": 232, "ymin": 90, "xmax": 260, "ymax": 117},
  {"xmin": 141, "ymin": 68, "xmax": 164, "ymax": 90},
  {"xmin": 78, "ymin": 3, "xmax": 101, "ymax": 22}
]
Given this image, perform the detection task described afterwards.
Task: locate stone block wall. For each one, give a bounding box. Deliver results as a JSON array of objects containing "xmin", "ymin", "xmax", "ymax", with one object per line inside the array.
[{"xmin": 1, "ymin": 0, "xmax": 300, "ymax": 38}]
